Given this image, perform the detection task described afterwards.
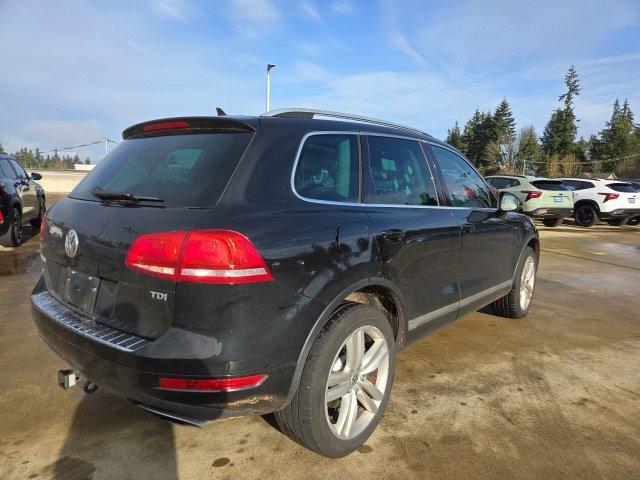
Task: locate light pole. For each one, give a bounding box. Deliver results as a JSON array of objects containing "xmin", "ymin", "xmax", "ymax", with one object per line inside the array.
[{"xmin": 266, "ymin": 63, "xmax": 276, "ymax": 112}]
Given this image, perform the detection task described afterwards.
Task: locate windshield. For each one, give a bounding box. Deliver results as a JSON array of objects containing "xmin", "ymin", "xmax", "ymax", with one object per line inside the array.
[
  {"xmin": 530, "ymin": 180, "xmax": 569, "ymax": 191},
  {"xmin": 70, "ymin": 132, "xmax": 253, "ymax": 207}
]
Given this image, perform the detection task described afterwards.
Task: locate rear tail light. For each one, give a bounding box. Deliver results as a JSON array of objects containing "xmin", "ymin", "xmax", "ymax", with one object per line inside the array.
[
  {"xmin": 125, "ymin": 230, "xmax": 273, "ymax": 284},
  {"xmin": 40, "ymin": 216, "xmax": 47, "ymax": 244},
  {"xmin": 157, "ymin": 374, "xmax": 267, "ymax": 392},
  {"xmin": 598, "ymin": 192, "xmax": 619, "ymax": 202},
  {"xmin": 521, "ymin": 190, "xmax": 542, "ymax": 202},
  {"xmin": 0, "ymin": 210, "xmax": 4, "ymax": 224}
]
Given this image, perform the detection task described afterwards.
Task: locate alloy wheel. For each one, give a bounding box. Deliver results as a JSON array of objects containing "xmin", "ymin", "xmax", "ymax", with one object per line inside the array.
[
  {"xmin": 325, "ymin": 326, "xmax": 390, "ymax": 440},
  {"xmin": 519, "ymin": 256, "xmax": 535, "ymax": 310}
]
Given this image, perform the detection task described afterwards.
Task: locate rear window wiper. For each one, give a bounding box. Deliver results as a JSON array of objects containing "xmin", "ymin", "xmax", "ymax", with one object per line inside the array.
[{"xmin": 92, "ymin": 187, "xmax": 164, "ymax": 203}]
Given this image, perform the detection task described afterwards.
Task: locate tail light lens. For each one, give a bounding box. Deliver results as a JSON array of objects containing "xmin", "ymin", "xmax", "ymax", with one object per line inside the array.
[
  {"xmin": 40, "ymin": 216, "xmax": 47, "ymax": 245},
  {"xmin": 598, "ymin": 193, "xmax": 619, "ymax": 202},
  {"xmin": 521, "ymin": 190, "xmax": 542, "ymax": 202},
  {"xmin": 157, "ymin": 374, "xmax": 267, "ymax": 392},
  {"xmin": 0, "ymin": 210, "xmax": 4, "ymax": 224},
  {"xmin": 142, "ymin": 120, "xmax": 190, "ymax": 132},
  {"xmin": 125, "ymin": 230, "xmax": 273, "ymax": 284}
]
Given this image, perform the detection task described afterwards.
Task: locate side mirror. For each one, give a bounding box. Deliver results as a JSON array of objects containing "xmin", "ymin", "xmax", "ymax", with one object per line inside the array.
[
  {"xmin": 499, "ymin": 192, "xmax": 521, "ymax": 213},
  {"xmin": 31, "ymin": 172, "xmax": 42, "ymax": 180}
]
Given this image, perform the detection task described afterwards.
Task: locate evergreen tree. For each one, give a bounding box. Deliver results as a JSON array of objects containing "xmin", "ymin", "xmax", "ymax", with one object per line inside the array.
[
  {"xmin": 445, "ymin": 122, "xmax": 463, "ymax": 150},
  {"xmin": 541, "ymin": 66, "xmax": 580, "ymax": 157},
  {"xmin": 516, "ymin": 126, "xmax": 540, "ymax": 174},
  {"xmin": 594, "ymin": 98, "xmax": 640, "ymax": 171},
  {"xmin": 84, "ymin": 157, "xmax": 91, "ymax": 165},
  {"xmin": 493, "ymin": 99, "xmax": 516, "ymax": 144},
  {"xmin": 0, "ymin": 143, "xmax": 5, "ymax": 153}
]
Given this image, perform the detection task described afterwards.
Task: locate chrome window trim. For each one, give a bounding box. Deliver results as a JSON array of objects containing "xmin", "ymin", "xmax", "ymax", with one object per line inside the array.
[{"xmin": 290, "ymin": 130, "xmax": 446, "ymax": 209}]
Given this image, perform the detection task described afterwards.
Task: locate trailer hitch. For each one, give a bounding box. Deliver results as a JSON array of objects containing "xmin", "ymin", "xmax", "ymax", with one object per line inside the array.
[{"xmin": 58, "ymin": 369, "xmax": 99, "ymax": 394}]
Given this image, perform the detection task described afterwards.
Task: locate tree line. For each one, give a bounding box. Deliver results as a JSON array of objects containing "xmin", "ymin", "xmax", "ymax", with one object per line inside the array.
[
  {"xmin": 0, "ymin": 144, "xmax": 91, "ymax": 170},
  {"xmin": 445, "ymin": 66, "xmax": 640, "ymax": 179}
]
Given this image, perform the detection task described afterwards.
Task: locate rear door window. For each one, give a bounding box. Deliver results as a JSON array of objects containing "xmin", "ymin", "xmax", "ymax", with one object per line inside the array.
[
  {"xmin": 488, "ymin": 177, "xmax": 510, "ymax": 189},
  {"xmin": 70, "ymin": 132, "xmax": 254, "ymax": 208},
  {"xmin": 0, "ymin": 159, "xmax": 14, "ymax": 178},
  {"xmin": 363, "ymin": 136, "xmax": 438, "ymax": 206},
  {"xmin": 293, "ymin": 134, "xmax": 359, "ymax": 203},
  {"xmin": 429, "ymin": 145, "xmax": 496, "ymax": 208}
]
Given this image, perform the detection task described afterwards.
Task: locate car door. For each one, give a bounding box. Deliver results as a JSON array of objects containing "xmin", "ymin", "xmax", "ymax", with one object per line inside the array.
[
  {"xmin": 427, "ymin": 144, "xmax": 515, "ymax": 315},
  {"xmin": 8, "ymin": 158, "xmax": 37, "ymax": 219},
  {"xmin": 361, "ymin": 134, "xmax": 461, "ymax": 337}
]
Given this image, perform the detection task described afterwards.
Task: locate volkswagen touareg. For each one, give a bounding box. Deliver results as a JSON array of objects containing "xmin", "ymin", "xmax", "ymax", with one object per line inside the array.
[{"xmin": 31, "ymin": 110, "xmax": 540, "ymax": 457}]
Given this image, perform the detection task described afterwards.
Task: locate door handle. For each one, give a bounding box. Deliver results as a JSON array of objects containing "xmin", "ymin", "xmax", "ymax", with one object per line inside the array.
[
  {"xmin": 461, "ymin": 224, "xmax": 475, "ymax": 235},
  {"xmin": 381, "ymin": 229, "xmax": 405, "ymax": 243}
]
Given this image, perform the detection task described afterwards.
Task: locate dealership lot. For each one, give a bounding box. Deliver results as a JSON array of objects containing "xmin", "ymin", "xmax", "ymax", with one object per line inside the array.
[{"xmin": 1, "ymin": 198, "xmax": 638, "ymax": 479}]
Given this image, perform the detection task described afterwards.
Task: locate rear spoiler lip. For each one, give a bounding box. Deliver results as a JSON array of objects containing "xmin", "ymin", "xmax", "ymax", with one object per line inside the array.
[{"xmin": 122, "ymin": 116, "xmax": 258, "ymax": 140}]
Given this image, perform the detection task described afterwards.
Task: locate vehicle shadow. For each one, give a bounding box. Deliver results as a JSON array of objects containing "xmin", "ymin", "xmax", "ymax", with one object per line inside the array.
[{"xmin": 50, "ymin": 391, "xmax": 178, "ymax": 480}]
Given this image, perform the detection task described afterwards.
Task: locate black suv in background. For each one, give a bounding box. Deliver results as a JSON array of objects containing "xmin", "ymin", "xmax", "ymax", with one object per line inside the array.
[
  {"xmin": 31, "ymin": 110, "xmax": 539, "ymax": 457},
  {"xmin": 0, "ymin": 153, "xmax": 45, "ymax": 247}
]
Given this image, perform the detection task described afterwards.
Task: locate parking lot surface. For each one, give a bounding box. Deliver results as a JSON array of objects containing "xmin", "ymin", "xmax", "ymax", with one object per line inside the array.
[{"xmin": 1, "ymin": 199, "xmax": 638, "ymax": 479}]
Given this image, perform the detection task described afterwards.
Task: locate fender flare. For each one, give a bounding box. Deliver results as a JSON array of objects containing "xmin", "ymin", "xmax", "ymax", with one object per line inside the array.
[
  {"xmin": 279, "ymin": 276, "xmax": 405, "ymax": 409},
  {"xmin": 574, "ymin": 199, "xmax": 600, "ymax": 213}
]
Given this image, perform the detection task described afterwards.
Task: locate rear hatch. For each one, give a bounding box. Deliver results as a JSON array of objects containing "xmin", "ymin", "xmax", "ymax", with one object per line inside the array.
[
  {"xmin": 42, "ymin": 117, "xmax": 256, "ymax": 339},
  {"xmin": 605, "ymin": 182, "xmax": 639, "ymax": 208},
  {"xmin": 528, "ymin": 180, "xmax": 572, "ymax": 208}
]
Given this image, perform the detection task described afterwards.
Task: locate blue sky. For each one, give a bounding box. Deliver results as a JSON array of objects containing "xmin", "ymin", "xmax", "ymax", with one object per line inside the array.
[{"xmin": 1, "ymin": 0, "xmax": 639, "ymax": 161}]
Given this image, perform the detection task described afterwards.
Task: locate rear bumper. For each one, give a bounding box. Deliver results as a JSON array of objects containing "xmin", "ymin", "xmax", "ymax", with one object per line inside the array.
[
  {"xmin": 31, "ymin": 289, "xmax": 295, "ymax": 422},
  {"xmin": 599, "ymin": 208, "xmax": 640, "ymax": 219},
  {"xmin": 526, "ymin": 207, "xmax": 573, "ymax": 218}
]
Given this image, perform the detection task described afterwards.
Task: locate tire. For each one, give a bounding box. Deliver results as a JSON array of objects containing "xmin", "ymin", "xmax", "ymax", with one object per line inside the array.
[
  {"xmin": 628, "ymin": 216, "xmax": 640, "ymax": 226},
  {"xmin": 30, "ymin": 197, "xmax": 46, "ymax": 230},
  {"xmin": 488, "ymin": 246, "xmax": 537, "ymax": 319},
  {"xmin": 605, "ymin": 218, "xmax": 628, "ymax": 226},
  {"xmin": 275, "ymin": 302, "xmax": 395, "ymax": 457},
  {"xmin": 574, "ymin": 205, "xmax": 598, "ymax": 227},
  {"xmin": 541, "ymin": 217, "xmax": 563, "ymax": 227},
  {"xmin": 0, "ymin": 205, "xmax": 23, "ymax": 247}
]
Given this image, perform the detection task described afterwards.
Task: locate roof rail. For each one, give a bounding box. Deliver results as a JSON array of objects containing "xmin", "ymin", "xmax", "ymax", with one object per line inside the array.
[{"xmin": 262, "ymin": 108, "xmax": 431, "ymax": 138}]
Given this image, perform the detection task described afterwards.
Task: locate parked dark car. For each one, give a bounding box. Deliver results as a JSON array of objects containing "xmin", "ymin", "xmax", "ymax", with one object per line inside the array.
[
  {"xmin": 31, "ymin": 110, "xmax": 539, "ymax": 457},
  {"xmin": 0, "ymin": 153, "xmax": 45, "ymax": 247}
]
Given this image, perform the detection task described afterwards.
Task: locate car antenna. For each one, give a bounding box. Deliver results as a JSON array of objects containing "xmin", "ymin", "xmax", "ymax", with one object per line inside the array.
[{"xmin": 216, "ymin": 107, "xmax": 227, "ymax": 116}]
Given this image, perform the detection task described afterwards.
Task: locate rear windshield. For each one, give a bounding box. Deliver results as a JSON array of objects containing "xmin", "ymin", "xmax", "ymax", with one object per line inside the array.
[
  {"xmin": 530, "ymin": 180, "xmax": 569, "ymax": 191},
  {"xmin": 70, "ymin": 133, "xmax": 253, "ymax": 207},
  {"xmin": 606, "ymin": 183, "xmax": 637, "ymax": 193}
]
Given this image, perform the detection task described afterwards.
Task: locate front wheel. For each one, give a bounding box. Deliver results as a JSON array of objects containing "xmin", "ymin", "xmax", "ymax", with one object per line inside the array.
[
  {"xmin": 627, "ymin": 216, "xmax": 640, "ymax": 226},
  {"xmin": 275, "ymin": 302, "xmax": 395, "ymax": 457},
  {"xmin": 574, "ymin": 205, "xmax": 598, "ymax": 227},
  {"xmin": 541, "ymin": 217, "xmax": 563, "ymax": 227},
  {"xmin": 488, "ymin": 246, "xmax": 537, "ymax": 319}
]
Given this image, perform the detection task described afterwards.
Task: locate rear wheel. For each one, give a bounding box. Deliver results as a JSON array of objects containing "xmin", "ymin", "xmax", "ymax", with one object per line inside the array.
[
  {"xmin": 574, "ymin": 205, "xmax": 598, "ymax": 227},
  {"xmin": 541, "ymin": 217, "xmax": 563, "ymax": 227},
  {"xmin": 275, "ymin": 302, "xmax": 395, "ymax": 457},
  {"xmin": 627, "ymin": 216, "xmax": 640, "ymax": 226},
  {"xmin": 605, "ymin": 218, "xmax": 628, "ymax": 226},
  {"xmin": 489, "ymin": 246, "xmax": 537, "ymax": 319},
  {"xmin": 30, "ymin": 197, "xmax": 45, "ymax": 230},
  {"xmin": 0, "ymin": 205, "xmax": 23, "ymax": 247}
]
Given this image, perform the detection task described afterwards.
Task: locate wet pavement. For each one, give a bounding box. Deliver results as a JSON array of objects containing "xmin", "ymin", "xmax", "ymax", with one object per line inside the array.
[{"xmin": 0, "ymin": 214, "xmax": 639, "ymax": 479}]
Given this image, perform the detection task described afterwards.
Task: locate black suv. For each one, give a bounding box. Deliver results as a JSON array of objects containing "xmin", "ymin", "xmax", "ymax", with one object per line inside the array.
[
  {"xmin": 0, "ymin": 153, "xmax": 45, "ymax": 247},
  {"xmin": 31, "ymin": 110, "xmax": 539, "ymax": 457}
]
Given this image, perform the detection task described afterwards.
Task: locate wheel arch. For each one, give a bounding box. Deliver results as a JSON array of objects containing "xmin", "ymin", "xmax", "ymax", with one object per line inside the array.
[
  {"xmin": 574, "ymin": 199, "xmax": 600, "ymax": 212},
  {"xmin": 280, "ymin": 277, "xmax": 406, "ymax": 409}
]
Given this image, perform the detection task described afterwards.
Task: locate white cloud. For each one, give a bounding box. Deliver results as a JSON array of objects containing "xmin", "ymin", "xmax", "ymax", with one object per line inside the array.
[
  {"xmin": 226, "ymin": 0, "xmax": 280, "ymax": 37},
  {"xmin": 378, "ymin": 0, "xmax": 425, "ymax": 65},
  {"xmin": 300, "ymin": 1, "xmax": 322, "ymax": 21},
  {"xmin": 148, "ymin": 0, "xmax": 195, "ymax": 21},
  {"xmin": 330, "ymin": 1, "xmax": 354, "ymax": 15}
]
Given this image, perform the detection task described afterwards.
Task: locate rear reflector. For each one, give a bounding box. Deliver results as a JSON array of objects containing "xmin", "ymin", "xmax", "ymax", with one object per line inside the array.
[
  {"xmin": 157, "ymin": 374, "xmax": 267, "ymax": 392},
  {"xmin": 598, "ymin": 192, "xmax": 619, "ymax": 202},
  {"xmin": 521, "ymin": 190, "xmax": 542, "ymax": 202},
  {"xmin": 125, "ymin": 229, "xmax": 273, "ymax": 284},
  {"xmin": 142, "ymin": 121, "xmax": 190, "ymax": 132}
]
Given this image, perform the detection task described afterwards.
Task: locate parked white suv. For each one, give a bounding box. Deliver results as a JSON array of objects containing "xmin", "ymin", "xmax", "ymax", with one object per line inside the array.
[{"xmin": 559, "ymin": 178, "xmax": 640, "ymax": 226}]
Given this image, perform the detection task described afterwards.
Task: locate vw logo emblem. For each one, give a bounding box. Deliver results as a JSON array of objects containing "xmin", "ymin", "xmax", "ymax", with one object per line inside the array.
[{"xmin": 65, "ymin": 229, "xmax": 79, "ymax": 258}]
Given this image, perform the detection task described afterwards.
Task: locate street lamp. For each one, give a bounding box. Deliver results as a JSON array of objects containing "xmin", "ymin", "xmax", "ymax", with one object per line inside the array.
[{"xmin": 266, "ymin": 63, "xmax": 276, "ymax": 112}]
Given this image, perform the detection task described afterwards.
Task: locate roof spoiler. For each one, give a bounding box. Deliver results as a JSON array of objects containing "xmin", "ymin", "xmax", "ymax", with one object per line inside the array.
[{"xmin": 123, "ymin": 116, "xmax": 256, "ymax": 139}]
